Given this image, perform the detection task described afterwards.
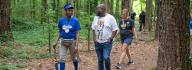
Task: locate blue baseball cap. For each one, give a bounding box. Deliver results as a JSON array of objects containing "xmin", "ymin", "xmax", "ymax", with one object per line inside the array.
[{"xmin": 64, "ymin": 3, "xmax": 74, "ymax": 11}]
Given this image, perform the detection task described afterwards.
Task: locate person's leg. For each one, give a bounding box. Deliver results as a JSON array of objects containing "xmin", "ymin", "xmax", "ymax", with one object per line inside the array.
[
  {"xmin": 140, "ymin": 23, "xmax": 143, "ymax": 31},
  {"xmin": 103, "ymin": 42, "xmax": 112, "ymax": 70},
  {"xmin": 115, "ymin": 44, "xmax": 128, "ymax": 69},
  {"xmin": 118, "ymin": 44, "xmax": 128, "ymax": 64},
  {"xmin": 59, "ymin": 41, "xmax": 68, "ymax": 70},
  {"xmin": 95, "ymin": 42, "xmax": 104, "ymax": 70},
  {"xmin": 69, "ymin": 41, "xmax": 78, "ymax": 70},
  {"xmin": 143, "ymin": 22, "xmax": 145, "ymax": 31},
  {"xmin": 139, "ymin": 23, "xmax": 142, "ymax": 31},
  {"xmin": 125, "ymin": 45, "xmax": 132, "ymax": 62},
  {"xmin": 125, "ymin": 38, "xmax": 133, "ymax": 64}
]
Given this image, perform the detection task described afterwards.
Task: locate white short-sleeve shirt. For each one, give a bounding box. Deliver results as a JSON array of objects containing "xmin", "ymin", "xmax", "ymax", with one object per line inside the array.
[{"xmin": 92, "ymin": 13, "xmax": 119, "ymax": 43}]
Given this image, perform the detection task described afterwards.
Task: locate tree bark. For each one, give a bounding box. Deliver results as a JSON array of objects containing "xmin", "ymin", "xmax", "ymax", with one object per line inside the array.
[
  {"xmin": 110, "ymin": 0, "xmax": 114, "ymax": 15},
  {"xmin": 0, "ymin": 0, "xmax": 13, "ymax": 43},
  {"xmin": 145, "ymin": 0, "xmax": 152, "ymax": 31},
  {"xmin": 157, "ymin": 0, "xmax": 190, "ymax": 70},
  {"xmin": 155, "ymin": 0, "xmax": 159, "ymax": 40},
  {"xmin": 122, "ymin": 0, "xmax": 129, "ymax": 10},
  {"xmin": 31, "ymin": 0, "xmax": 35, "ymax": 21},
  {"xmin": 130, "ymin": 0, "xmax": 133, "ymax": 12},
  {"xmin": 56, "ymin": 0, "xmax": 60, "ymax": 22},
  {"xmin": 41, "ymin": 0, "xmax": 48, "ymax": 24},
  {"xmin": 122, "ymin": 0, "xmax": 132, "ymax": 12},
  {"xmin": 104, "ymin": 0, "xmax": 113, "ymax": 15},
  {"xmin": 115, "ymin": 0, "xmax": 120, "ymax": 18},
  {"xmin": 52, "ymin": 0, "xmax": 56, "ymax": 11},
  {"xmin": 140, "ymin": 0, "xmax": 143, "ymax": 11}
]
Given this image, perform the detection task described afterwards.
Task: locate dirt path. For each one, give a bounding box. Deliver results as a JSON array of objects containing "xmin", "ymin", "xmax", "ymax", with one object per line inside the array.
[{"xmin": 23, "ymin": 41, "xmax": 158, "ymax": 70}]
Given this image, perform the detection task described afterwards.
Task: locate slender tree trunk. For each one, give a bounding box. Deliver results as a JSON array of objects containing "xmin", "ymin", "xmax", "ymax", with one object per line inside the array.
[
  {"xmin": 31, "ymin": 0, "xmax": 35, "ymax": 21},
  {"xmin": 0, "ymin": 0, "xmax": 13, "ymax": 43},
  {"xmin": 122, "ymin": 0, "xmax": 132, "ymax": 12},
  {"xmin": 107, "ymin": 0, "xmax": 109, "ymax": 12},
  {"xmin": 140, "ymin": 0, "xmax": 143, "ymax": 11},
  {"xmin": 56, "ymin": 0, "xmax": 59, "ymax": 22},
  {"xmin": 74, "ymin": 0, "xmax": 79, "ymax": 17},
  {"xmin": 105, "ymin": 0, "xmax": 113, "ymax": 14},
  {"xmin": 130, "ymin": 0, "xmax": 133, "ymax": 12},
  {"xmin": 51, "ymin": 0, "xmax": 57, "ymax": 23},
  {"xmin": 145, "ymin": 0, "xmax": 152, "ymax": 31},
  {"xmin": 68, "ymin": 0, "xmax": 74, "ymax": 3},
  {"xmin": 115, "ymin": 0, "xmax": 120, "ymax": 20},
  {"xmin": 122, "ymin": 0, "xmax": 130, "ymax": 11},
  {"xmin": 110, "ymin": 0, "xmax": 114, "ymax": 15},
  {"xmin": 52, "ymin": 0, "xmax": 56, "ymax": 11},
  {"xmin": 122, "ymin": 0, "xmax": 129, "ymax": 10},
  {"xmin": 155, "ymin": 0, "xmax": 159, "ymax": 39},
  {"xmin": 41, "ymin": 0, "xmax": 48, "ymax": 24},
  {"xmin": 157, "ymin": 0, "xmax": 190, "ymax": 70}
]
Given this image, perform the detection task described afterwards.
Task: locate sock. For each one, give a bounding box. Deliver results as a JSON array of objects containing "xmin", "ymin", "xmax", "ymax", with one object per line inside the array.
[
  {"xmin": 73, "ymin": 61, "xmax": 78, "ymax": 70},
  {"xmin": 60, "ymin": 62, "xmax": 65, "ymax": 70}
]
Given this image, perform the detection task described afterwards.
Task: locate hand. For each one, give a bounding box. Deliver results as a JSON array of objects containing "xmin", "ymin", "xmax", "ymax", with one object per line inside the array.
[
  {"xmin": 53, "ymin": 43, "xmax": 57, "ymax": 50},
  {"xmin": 109, "ymin": 37, "xmax": 113, "ymax": 42},
  {"xmin": 74, "ymin": 47, "xmax": 78, "ymax": 53},
  {"xmin": 135, "ymin": 36, "xmax": 138, "ymax": 40}
]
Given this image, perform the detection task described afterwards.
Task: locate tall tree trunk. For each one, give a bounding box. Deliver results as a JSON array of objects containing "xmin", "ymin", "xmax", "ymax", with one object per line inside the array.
[
  {"xmin": 89, "ymin": 0, "xmax": 98, "ymax": 15},
  {"xmin": 122, "ymin": 0, "xmax": 129, "ymax": 10},
  {"xmin": 145, "ymin": 0, "xmax": 152, "ymax": 31},
  {"xmin": 105, "ymin": 0, "xmax": 113, "ymax": 15},
  {"xmin": 68, "ymin": 0, "xmax": 74, "ymax": 3},
  {"xmin": 52, "ymin": 0, "xmax": 56, "ymax": 11},
  {"xmin": 74, "ymin": 0, "xmax": 79, "ymax": 17},
  {"xmin": 106, "ymin": 0, "xmax": 109, "ymax": 12},
  {"xmin": 56, "ymin": 0, "xmax": 59, "ymax": 22},
  {"xmin": 157, "ymin": 0, "xmax": 190, "ymax": 70},
  {"xmin": 122, "ymin": 0, "xmax": 132, "ymax": 12},
  {"xmin": 155, "ymin": 0, "xmax": 159, "ymax": 39},
  {"xmin": 0, "ymin": 0, "xmax": 13, "ymax": 43},
  {"xmin": 110, "ymin": 0, "xmax": 114, "ymax": 15},
  {"xmin": 41, "ymin": 0, "xmax": 48, "ymax": 24},
  {"xmin": 31, "ymin": 0, "xmax": 35, "ymax": 21},
  {"xmin": 51, "ymin": 0, "xmax": 57, "ymax": 23},
  {"xmin": 140, "ymin": 0, "xmax": 143, "ymax": 11},
  {"xmin": 115, "ymin": 0, "xmax": 120, "ymax": 19},
  {"xmin": 130, "ymin": 0, "xmax": 133, "ymax": 12}
]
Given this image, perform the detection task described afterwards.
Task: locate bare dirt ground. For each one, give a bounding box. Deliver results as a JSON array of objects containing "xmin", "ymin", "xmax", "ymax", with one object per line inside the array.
[{"xmin": 23, "ymin": 40, "xmax": 158, "ymax": 70}]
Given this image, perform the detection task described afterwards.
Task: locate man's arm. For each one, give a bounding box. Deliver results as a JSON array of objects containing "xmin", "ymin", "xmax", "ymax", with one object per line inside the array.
[
  {"xmin": 110, "ymin": 30, "xmax": 118, "ymax": 41},
  {"xmin": 92, "ymin": 30, "xmax": 96, "ymax": 42},
  {"xmin": 110, "ymin": 16, "xmax": 119, "ymax": 41}
]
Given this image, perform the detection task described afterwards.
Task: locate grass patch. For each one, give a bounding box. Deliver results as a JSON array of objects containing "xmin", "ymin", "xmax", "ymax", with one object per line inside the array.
[
  {"xmin": 0, "ymin": 63, "xmax": 20, "ymax": 70},
  {"xmin": 0, "ymin": 45, "xmax": 52, "ymax": 69},
  {"xmin": 0, "ymin": 47, "xmax": 13, "ymax": 58},
  {"xmin": 148, "ymin": 66, "xmax": 156, "ymax": 70}
]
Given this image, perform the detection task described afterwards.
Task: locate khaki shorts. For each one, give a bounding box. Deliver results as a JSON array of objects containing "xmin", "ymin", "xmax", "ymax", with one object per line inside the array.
[{"xmin": 59, "ymin": 39, "xmax": 78, "ymax": 63}]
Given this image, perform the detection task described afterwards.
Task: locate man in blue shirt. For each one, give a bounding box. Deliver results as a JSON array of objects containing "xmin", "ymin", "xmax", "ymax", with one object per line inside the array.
[{"xmin": 53, "ymin": 3, "xmax": 80, "ymax": 70}]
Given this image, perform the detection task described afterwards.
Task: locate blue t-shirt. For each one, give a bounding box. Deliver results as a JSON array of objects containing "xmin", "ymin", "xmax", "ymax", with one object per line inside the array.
[
  {"xmin": 119, "ymin": 19, "xmax": 134, "ymax": 38},
  {"xmin": 58, "ymin": 17, "xmax": 81, "ymax": 40}
]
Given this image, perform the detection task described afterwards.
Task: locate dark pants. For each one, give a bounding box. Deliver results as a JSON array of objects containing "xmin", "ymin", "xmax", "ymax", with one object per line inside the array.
[
  {"xmin": 95, "ymin": 41, "xmax": 112, "ymax": 70},
  {"xmin": 139, "ymin": 22, "xmax": 145, "ymax": 31}
]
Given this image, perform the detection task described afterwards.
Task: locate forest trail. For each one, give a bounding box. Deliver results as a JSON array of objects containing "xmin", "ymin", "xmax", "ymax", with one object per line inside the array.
[{"xmin": 23, "ymin": 39, "xmax": 158, "ymax": 70}]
